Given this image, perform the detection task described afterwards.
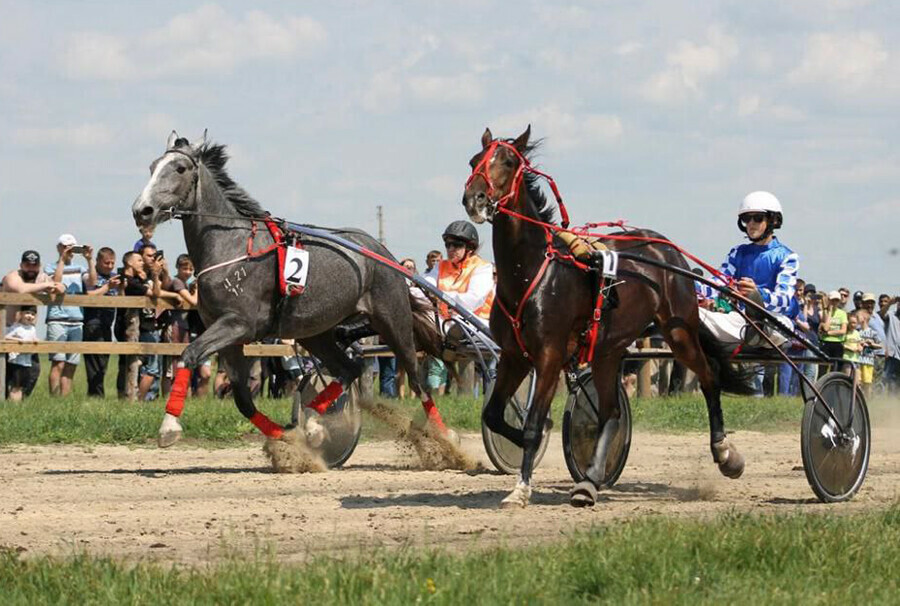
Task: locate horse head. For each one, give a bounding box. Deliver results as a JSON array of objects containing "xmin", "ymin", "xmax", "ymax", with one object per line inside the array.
[
  {"xmin": 462, "ymin": 125, "xmax": 531, "ymax": 224},
  {"xmin": 132, "ymin": 130, "xmax": 206, "ymax": 227}
]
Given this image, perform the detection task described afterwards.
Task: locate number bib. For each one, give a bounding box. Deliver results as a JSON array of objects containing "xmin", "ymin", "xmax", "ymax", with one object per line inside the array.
[{"xmin": 284, "ymin": 246, "xmax": 310, "ymax": 287}]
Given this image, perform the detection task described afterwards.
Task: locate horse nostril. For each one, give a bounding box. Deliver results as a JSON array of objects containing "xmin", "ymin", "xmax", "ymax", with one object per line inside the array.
[{"xmin": 140, "ymin": 206, "xmax": 154, "ymax": 217}]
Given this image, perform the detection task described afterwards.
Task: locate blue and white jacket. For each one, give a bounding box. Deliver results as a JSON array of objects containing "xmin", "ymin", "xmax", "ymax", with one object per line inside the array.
[{"xmin": 698, "ymin": 237, "xmax": 799, "ymax": 316}]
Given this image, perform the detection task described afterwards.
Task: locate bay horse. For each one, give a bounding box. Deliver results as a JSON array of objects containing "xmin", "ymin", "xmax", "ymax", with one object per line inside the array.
[
  {"xmin": 462, "ymin": 126, "xmax": 755, "ymax": 508},
  {"xmin": 132, "ymin": 131, "xmax": 444, "ymax": 448}
]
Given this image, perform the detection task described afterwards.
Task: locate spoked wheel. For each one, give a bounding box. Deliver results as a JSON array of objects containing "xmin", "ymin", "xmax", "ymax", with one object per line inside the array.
[
  {"xmin": 291, "ymin": 378, "xmax": 363, "ymax": 469},
  {"xmin": 481, "ymin": 370, "xmax": 551, "ymax": 475},
  {"xmin": 801, "ymin": 372, "xmax": 870, "ymax": 503},
  {"xmin": 562, "ymin": 369, "xmax": 632, "ymax": 487}
]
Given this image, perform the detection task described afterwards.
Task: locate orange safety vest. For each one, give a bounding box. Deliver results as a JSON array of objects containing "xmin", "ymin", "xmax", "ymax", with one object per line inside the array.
[{"xmin": 436, "ymin": 255, "xmax": 495, "ymax": 321}]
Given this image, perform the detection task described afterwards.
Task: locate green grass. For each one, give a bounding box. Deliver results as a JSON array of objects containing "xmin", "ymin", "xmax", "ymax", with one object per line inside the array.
[
  {"xmin": 1, "ymin": 353, "xmax": 805, "ymax": 444},
  {"xmin": 1, "ymin": 506, "xmax": 899, "ymax": 604}
]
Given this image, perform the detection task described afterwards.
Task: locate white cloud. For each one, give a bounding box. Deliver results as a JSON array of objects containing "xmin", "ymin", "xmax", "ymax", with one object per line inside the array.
[
  {"xmin": 614, "ymin": 41, "xmax": 643, "ymax": 57},
  {"xmin": 13, "ymin": 123, "xmax": 114, "ymax": 148},
  {"xmin": 494, "ymin": 105, "xmax": 622, "ymax": 150},
  {"xmin": 61, "ymin": 4, "xmax": 326, "ymax": 80},
  {"xmin": 360, "ymin": 34, "xmax": 482, "ymax": 112},
  {"xmin": 408, "ymin": 74, "xmax": 483, "ymax": 105},
  {"xmin": 641, "ymin": 27, "xmax": 738, "ymax": 104},
  {"xmin": 789, "ymin": 31, "xmax": 888, "ymax": 91},
  {"xmin": 737, "ymin": 95, "xmax": 760, "ymax": 117},
  {"xmin": 61, "ymin": 32, "xmax": 135, "ymax": 80}
]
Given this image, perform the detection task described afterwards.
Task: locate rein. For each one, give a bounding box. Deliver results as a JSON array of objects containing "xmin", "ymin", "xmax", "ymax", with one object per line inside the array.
[{"xmin": 469, "ymin": 139, "xmax": 738, "ymax": 361}]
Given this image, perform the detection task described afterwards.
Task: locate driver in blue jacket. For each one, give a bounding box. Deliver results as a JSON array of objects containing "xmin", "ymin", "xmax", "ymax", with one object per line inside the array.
[{"xmin": 697, "ymin": 191, "xmax": 799, "ymax": 347}]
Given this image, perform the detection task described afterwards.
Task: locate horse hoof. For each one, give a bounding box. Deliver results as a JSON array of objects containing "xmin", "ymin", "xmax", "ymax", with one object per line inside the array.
[
  {"xmin": 500, "ymin": 485, "xmax": 532, "ymax": 509},
  {"xmin": 158, "ymin": 430, "xmax": 182, "ymax": 449},
  {"xmin": 570, "ymin": 480, "xmax": 598, "ymax": 507},
  {"xmin": 712, "ymin": 439, "xmax": 745, "ymax": 479},
  {"xmin": 158, "ymin": 413, "xmax": 183, "ymax": 448},
  {"xmin": 305, "ymin": 415, "xmax": 328, "ymax": 449}
]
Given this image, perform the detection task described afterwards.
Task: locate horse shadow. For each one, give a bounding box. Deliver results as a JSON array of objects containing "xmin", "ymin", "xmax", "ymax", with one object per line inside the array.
[
  {"xmin": 42, "ymin": 466, "xmax": 272, "ymax": 477},
  {"xmin": 341, "ymin": 489, "xmax": 569, "ymax": 510}
]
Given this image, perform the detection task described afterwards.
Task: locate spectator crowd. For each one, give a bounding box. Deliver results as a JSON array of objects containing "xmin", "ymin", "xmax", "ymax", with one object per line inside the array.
[{"xmin": 2, "ymin": 222, "xmax": 899, "ymax": 402}]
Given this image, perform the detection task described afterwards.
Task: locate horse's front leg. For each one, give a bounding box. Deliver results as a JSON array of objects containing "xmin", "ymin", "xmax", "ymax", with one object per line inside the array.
[
  {"xmin": 158, "ymin": 313, "xmax": 255, "ymax": 447},
  {"xmin": 500, "ymin": 356, "xmax": 562, "ymax": 509},
  {"xmin": 482, "ymin": 354, "xmax": 531, "ymax": 448}
]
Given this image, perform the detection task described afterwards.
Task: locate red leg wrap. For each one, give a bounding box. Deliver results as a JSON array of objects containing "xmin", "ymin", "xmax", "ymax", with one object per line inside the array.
[
  {"xmin": 165, "ymin": 367, "xmax": 192, "ymax": 417},
  {"xmin": 422, "ymin": 398, "xmax": 446, "ymax": 432},
  {"xmin": 306, "ymin": 381, "xmax": 344, "ymax": 415},
  {"xmin": 250, "ymin": 412, "xmax": 284, "ymax": 439}
]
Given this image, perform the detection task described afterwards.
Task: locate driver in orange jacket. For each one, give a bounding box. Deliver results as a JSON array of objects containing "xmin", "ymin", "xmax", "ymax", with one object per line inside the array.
[{"xmin": 424, "ymin": 220, "xmax": 494, "ymax": 326}]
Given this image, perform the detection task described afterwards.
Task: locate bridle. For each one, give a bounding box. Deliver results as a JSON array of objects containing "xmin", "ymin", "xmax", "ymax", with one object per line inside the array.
[
  {"xmin": 157, "ymin": 147, "xmax": 200, "ymax": 214},
  {"xmin": 465, "ymin": 139, "xmax": 570, "ymax": 229}
]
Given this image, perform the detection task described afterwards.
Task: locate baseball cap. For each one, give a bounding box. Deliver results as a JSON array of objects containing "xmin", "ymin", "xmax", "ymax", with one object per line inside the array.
[
  {"xmin": 58, "ymin": 233, "xmax": 77, "ymax": 246},
  {"xmin": 862, "ymin": 293, "xmax": 876, "ymax": 303},
  {"xmin": 828, "ymin": 290, "xmax": 841, "ymax": 301},
  {"xmin": 20, "ymin": 250, "xmax": 41, "ymax": 264},
  {"xmin": 803, "ymin": 283, "xmax": 817, "ymax": 295}
]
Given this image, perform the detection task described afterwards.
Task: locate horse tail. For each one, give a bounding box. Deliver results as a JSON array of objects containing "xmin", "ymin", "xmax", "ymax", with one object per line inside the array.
[
  {"xmin": 409, "ymin": 294, "xmax": 443, "ymax": 358},
  {"xmin": 697, "ymin": 322, "xmax": 758, "ymax": 396}
]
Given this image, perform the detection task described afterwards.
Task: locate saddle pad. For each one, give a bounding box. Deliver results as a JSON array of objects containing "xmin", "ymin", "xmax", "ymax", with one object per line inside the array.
[{"xmin": 557, "ymin": 230, "xmax": 608, "ymax": 260}]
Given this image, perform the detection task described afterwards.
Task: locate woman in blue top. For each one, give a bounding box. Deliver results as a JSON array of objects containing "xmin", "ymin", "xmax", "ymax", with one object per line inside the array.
[{"xmin": 697, "ymin": 191, "xmax": 800, "ymax": 348}]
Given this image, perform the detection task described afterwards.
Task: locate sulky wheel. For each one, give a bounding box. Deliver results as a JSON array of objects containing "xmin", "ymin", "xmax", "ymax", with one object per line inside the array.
[
  {"xmin": 801, "ymin": 371, "xmax": 871, "ymax": 503},
  {"xmin": 481, "ymin": 370, "xmax": 551, "ymax": 475},
  {"xmin": 562, "ymin": 369, "xmax": 632, "ymax": 487},
  {"xmin": 292, "ymin": 379, "xmax": 363, "ymax": 469}
]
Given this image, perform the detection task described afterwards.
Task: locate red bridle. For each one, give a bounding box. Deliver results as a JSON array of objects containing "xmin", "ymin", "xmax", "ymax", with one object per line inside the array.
[{"xmin": 465, "ymin": 139, "xmax": 571, "ymax": 229}]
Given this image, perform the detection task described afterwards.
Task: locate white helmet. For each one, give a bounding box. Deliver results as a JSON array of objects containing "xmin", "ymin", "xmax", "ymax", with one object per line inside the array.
[
  {"xmin": 737, "ymin": 191, "xmax": 783, "ymax": 239},
  {"xmin": 739, "ymin": 191, "xmax": 782, "ymax": 215}
]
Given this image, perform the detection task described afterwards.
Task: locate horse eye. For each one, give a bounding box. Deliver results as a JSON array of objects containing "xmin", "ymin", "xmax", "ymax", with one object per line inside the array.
[{"xmin": 176, "ymin": 166, "xmax": 186, "ymax": 174}]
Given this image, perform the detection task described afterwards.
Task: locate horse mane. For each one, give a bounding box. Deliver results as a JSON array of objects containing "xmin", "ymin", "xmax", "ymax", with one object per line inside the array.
[
  {"xmin": 515, "ymin": 139, "xmax": 560, "ymax": 225},
  {"xmin": 196, "ymin": 142, "xmax": 267, "ymax": 218}
]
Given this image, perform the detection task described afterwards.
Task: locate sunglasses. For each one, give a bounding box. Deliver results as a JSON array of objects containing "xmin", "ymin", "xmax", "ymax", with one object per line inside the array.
[
  {"xmin": 740, "ymin": 213, "xmax": 767, "ymax": 225},
  {"xmin": 444, "ymin": 240, "xmax": 466, "ymax": 250}
]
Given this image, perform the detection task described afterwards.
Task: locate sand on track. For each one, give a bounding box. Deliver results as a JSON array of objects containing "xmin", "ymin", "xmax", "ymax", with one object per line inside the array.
[{"xmin": 1, "ymin": 425, "xmax": 899, "ymax": 564}]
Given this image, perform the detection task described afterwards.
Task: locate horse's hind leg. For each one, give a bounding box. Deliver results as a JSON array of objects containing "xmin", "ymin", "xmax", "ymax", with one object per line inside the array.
[
  {"xmin": 218, "ymin": 345, "xmax": 284, "ymax": 439},
  {"xmin": 662, "ymin": 319, "xmax": 744, "ymax": 479},
  {"xmin": 369, "ymin": 304, "xmax": 448, "ymax": 431},
  {"xmin": 299, "ymin": 332, "xmax": 364, "ymax": 446},
  {"xmin": 571, "ymin": 352, "xmax": 623, "ymax": 507}
]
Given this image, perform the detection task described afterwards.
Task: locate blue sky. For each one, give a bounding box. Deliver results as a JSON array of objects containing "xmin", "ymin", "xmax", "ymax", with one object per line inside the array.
[{"xmin": 1, "ymin": 0, "xmax": 897, "ymax": 293}]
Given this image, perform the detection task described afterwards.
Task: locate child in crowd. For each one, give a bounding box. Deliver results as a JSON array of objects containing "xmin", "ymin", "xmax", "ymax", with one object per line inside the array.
[
  {"xmin": 842, "ymin": 311, "xmax": 862, "ymax": 374},
  {"xmin": 133, "ymin": 224, "xmax": 156, "ymax": 252},
  {"xmin": 3, "ymin": 306, "xmax": 39, "ymax": 401},
  {"xmin": 857, "ymin": 309, "xmax": 882, "ymax": 396}
]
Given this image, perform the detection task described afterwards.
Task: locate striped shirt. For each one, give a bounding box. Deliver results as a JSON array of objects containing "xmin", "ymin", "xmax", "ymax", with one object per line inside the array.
[{"xmin": 697, "ymin": 237, "xmax": 799, "ymax": 315}]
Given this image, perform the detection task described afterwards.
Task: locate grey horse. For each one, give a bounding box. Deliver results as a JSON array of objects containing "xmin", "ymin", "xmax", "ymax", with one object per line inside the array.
[{"xmin": 132, "ymin": 131, "xmax": 444, "ymax": 448}]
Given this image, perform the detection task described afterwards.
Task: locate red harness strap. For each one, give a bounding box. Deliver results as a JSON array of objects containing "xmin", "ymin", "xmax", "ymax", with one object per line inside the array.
[{"xmin": 246, "ymin": 219, "xmax": 304, "ymax": 297}]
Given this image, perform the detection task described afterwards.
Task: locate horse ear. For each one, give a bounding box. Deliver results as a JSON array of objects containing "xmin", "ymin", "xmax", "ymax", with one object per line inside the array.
[
  {"xmin": 481, "ymin": 128, "xmax": 493, "ymax": 149},
  {"xmin": 512, "ymin": 125, "xmax": 531, "ymax": 152},
  {"xmin": 192, "ymin": 129, "xmax": 207, "ymax": 152},
  {"xmin": 166, "ymin": 130, "xmax": 179, "ymax": 150}
]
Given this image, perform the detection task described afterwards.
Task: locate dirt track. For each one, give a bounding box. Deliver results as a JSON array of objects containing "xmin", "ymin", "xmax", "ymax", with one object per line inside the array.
[{"xmin": 2, "ymin": 423, "xmax": 899, "ymax": 563}]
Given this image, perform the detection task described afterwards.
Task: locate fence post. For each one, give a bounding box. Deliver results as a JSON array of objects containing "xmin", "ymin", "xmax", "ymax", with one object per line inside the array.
[
  {"xmin": 637, "ymin": 337, "xmax": 652, "ymax": 397},
  {"xmin": 0, "ymin": 305, "xmax": 6, "ymax": 401}
]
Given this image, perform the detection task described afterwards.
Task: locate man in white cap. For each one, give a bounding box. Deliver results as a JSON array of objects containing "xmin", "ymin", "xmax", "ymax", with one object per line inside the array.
[
  {"xmin": 697, "ymin": 191, "xmax": 800, "ymax": 395},
  {"xmin": 45, "ymin": 234, "xmax": 93, "ymax": 396},
  {"xmin": 696, "ymin": 192, "xmax": 800, "ymax": 383}
]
